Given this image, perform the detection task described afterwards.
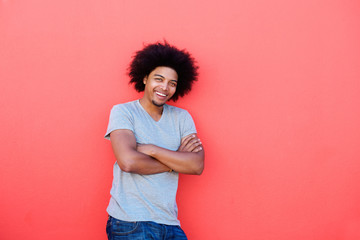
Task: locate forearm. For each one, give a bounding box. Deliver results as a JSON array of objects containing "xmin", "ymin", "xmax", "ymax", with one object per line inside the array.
[
  {"xmin": 115, "ymin": 150, "xmax": 171, "ymax": 175},
  {"xmin": 110, "ymin": 130, "xmax": 171, "ymax": 175},
  {"xmin": 141, "ymin": 145, "xmax": 204, "ymax": 175}
]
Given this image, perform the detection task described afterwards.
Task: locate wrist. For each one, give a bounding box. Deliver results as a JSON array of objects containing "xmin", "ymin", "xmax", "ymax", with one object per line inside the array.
[
  {"xmin": 137, "ymin": 144, "xmax": 153, "ymax": 156},
  {"xmin": 147, "ymin": 144, "xmax": 158, "ymax": 158}
]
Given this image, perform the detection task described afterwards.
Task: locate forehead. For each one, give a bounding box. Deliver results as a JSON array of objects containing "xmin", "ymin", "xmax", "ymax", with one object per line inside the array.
[{"xmin": 149, "ymin": 66, "xmax": 178, "ymax": 80}]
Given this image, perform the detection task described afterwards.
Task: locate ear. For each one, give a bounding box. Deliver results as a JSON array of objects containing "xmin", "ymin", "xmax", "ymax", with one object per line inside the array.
[{"xmin": 143, "ymin": 76, "xmax": 148, "ymax": 85}]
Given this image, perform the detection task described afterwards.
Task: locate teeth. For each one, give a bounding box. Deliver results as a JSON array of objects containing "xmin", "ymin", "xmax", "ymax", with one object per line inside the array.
[{"xmin": 156, "ymin": 92, "xmax": 166, "ymax": 97}]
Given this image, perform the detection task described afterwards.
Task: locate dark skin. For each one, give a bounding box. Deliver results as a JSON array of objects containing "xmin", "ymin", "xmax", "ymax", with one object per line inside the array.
[
  {"xmin": 110, "ymin": 130, "xmax": 204, "ymax": 175},
  {"xmin": 110, "ymin": 66, "xmax": 204, "ymax": 175}
]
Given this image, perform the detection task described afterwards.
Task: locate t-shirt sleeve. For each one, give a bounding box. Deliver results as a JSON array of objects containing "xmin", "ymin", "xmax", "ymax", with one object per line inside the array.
[
  {"xmin": 181, "ymin": 110, "xmax": 197, "ymax": 139},
  {"xmin": 104, "ymin": 105, "xmax": 134, "ymax": 140}
]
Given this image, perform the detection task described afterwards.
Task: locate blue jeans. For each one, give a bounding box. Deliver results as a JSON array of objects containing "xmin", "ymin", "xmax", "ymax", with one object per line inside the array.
[{"xmin": 106, "ymin": 215, "xmax": 188, "ymax": 240}]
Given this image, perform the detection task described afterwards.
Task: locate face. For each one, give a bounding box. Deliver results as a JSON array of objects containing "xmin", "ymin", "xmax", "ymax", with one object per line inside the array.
[{"xmin": 143, "ymin": 66, "xmax": 178, "ymax": 107}]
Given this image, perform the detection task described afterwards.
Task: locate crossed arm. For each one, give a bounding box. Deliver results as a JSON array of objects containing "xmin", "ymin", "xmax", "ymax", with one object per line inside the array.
[{"xmin": 109, "ymin": 129, "xmax": 204, "ymax": 175}]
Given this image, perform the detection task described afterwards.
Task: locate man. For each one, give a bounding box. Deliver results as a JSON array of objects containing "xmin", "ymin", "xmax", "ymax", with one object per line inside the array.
[{"xmin": 105, "ymin": 42, "xmax": 204, "ymax": 240}]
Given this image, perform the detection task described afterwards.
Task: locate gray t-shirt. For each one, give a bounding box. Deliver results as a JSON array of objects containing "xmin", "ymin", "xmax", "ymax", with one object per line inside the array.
[{"xmin": 105, "ymin": 100, "xmax": 197, "ymax": 225}]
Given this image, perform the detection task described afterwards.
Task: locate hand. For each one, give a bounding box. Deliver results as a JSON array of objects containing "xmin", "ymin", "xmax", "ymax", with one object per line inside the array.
[{"xmin": 178, "ymin": 134, "xmax": 203, "ymax": 153}]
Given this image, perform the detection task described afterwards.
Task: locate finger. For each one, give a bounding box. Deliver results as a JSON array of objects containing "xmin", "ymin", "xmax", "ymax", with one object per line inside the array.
[
  {"xmin": 192, "ymin": 146, "xmax": 203, "ymax": 153},
  {"xmin": 181, "ymin": 135, "xmax": 191, "ymax": 144},
  {"xmin": 181, "ymin": 134, "xmax": 196, "ymax": 145},
  {"xmin": 184, "ymin": 139, "xmax": 202, "ymax": 152},
  {"xmin": 179, "ymin": 135, "xmax": 197, "ymax": 151},
  {"xmin": 182, "ymin": 138, "xmax": 198, "ymax": 151}
]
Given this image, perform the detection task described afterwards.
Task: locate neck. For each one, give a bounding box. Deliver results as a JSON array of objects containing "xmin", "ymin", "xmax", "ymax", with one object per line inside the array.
[{"xmin": 139, "ymin": 98, "xmax": 164, "ymax": 116}]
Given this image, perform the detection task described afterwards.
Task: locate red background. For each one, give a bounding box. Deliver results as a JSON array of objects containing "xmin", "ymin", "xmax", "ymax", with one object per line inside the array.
[{"xmin": 1, "ymin": 0, "xmax": 360, "ymax": 239}]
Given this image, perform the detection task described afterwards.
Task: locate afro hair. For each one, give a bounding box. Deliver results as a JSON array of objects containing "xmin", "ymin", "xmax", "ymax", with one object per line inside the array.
[{"xmin": 128, "ymin": 41, "xmax": 199, "ymax": 101}]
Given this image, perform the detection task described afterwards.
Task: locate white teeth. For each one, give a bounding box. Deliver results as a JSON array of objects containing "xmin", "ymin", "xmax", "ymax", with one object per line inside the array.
[{"xmin": 156, "ymin": 92, "xmax": 166, "ymax": 97}]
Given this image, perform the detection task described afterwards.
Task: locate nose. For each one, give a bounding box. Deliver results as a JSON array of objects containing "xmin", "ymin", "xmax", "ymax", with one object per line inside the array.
[{"xmin": 160, "ymin": 81, "xmax": 169, "ymax": 91}]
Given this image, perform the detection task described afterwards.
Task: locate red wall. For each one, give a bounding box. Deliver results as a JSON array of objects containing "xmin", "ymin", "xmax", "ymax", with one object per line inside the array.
[{"xmin": 1, "ymin": 0, "xmax": 360, "ymax": 239}]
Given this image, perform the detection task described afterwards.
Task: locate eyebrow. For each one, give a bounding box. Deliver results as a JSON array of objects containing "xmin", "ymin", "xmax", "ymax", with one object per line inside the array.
[
  {"xmin": 154, "ymin": 74, "xmax": 164, "ymax": 78},
  {"xmin": 154, "ymin": 74, "xmax": 177, "ymax": 82}
]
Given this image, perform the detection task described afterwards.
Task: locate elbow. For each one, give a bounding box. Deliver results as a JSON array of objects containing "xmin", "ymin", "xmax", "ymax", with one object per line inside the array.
[
  {"xmin": 119, "ymin": 164, "xmax": 132, "ymax": 173},
  {"xmin": 192, "ymin": 161, "xmax": 204, "ymax": 175},
  {"xmin": 196, "ymin": 165, "xmax": 204, "ymax": 175},
  {"xmin": 116, "ymin": 158, "xmax": 136, "ymax": 173},
  {"xmin": 188, "ymin": 154, "xmax": 204, "ymax": 175},
  {"xmin": 194, "ymin": 154, "xmax": 204, "ymax": 175}
]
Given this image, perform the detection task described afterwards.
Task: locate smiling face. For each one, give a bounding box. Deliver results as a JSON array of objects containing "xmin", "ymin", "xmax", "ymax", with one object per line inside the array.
[{"xmin": 142, "ymin": 66, "xmax": 178, "ymax": 107}]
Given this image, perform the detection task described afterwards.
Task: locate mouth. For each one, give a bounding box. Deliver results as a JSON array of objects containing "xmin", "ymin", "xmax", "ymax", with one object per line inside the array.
[{"xmin": 155, "ymin": 91, "xmax": 167, "ymax": 98}]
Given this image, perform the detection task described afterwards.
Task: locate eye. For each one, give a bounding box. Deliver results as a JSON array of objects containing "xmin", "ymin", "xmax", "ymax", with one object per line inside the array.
[
  {"xmin": 155, "ymin": 78, "xmax": 163, "ymax": 82},
  {"xmin": 169, "ymin": 82, "xmax": 177, "ymax": 87}
]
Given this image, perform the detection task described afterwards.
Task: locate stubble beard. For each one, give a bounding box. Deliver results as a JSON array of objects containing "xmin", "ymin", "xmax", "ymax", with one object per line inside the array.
[{"xmin": 152, "ymin": 100, "xmax": 165, "ymax": 107}]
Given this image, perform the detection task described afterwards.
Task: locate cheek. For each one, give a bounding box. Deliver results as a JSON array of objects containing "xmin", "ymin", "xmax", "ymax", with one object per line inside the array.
[{"xmin": 146, "ymin": 82, "xmax": 156, "ymax": 90}]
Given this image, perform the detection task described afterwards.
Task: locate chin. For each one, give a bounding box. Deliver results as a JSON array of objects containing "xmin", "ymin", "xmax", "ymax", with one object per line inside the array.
[{"xmin": 152, "ymin": 100, "xmax": 165, "ymax": 107}]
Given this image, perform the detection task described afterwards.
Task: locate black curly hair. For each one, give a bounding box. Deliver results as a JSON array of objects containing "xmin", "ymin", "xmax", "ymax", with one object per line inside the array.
[{"xmin": 128, "ymin": 41, "xmax": 199, "ymax": 101}]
